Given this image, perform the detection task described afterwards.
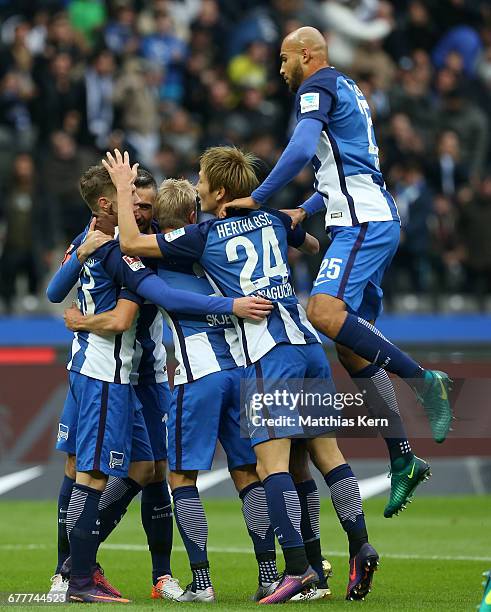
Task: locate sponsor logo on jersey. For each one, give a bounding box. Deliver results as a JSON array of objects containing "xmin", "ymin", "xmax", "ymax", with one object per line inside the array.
[
  {"xmin": 122, "ymin": 255, "xmax": 145, "ymax": 271},
  {"xmin": 164, "ymin": 227, "xmax": 186, "ymax": 242},
  {"xmin": 331, "ymin": 211, "xmax": 343, "ymax": 219},
  {"xmin": 57, "ymin": 423, "xmax": 69, "ymax": 442},
  {"xmin": 109, "ymin": 450, "xmax": 125, "ymax": 468},
  {"xmin": 61, "ymin": 245, "xmax": 75, "ymax": 265},
  {"xmin": 300, "ymin": 92, "xmax": 320, "ymax": 113}
]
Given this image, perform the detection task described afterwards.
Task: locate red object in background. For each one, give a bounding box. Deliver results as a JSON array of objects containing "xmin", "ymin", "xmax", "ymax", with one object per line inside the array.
[
  {"xmin": 0, "ymin": 351, "xmax": 490, "ymax": 464},
  {"xmin": 0, "ymin": 347, "xmax": 56, "ymax": 365}
]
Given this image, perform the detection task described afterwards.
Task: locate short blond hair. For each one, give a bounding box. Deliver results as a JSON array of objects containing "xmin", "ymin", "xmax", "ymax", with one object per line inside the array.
[
  {"xmin": 156, "ymin": 178, "xmax": 196, "ymax": 229},
  {"xmin": 200, "ymin": 146, "xmax": 259, "ymax": 201}
]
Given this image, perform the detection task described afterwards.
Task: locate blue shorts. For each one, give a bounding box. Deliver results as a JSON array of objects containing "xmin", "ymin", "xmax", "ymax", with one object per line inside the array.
[
  {"xmin": 243, "ymin": 343, "xmax": 337, "ymax": 446},
  {"xmin": 167, "ymin": 368, "xmax": 256, "ymax": 472},
  {"xmin": 134, "ymin": 382, "xmax": 171, "ymax": 462},
  {"xmin": 311, "ymin": 220, "xmax": 400, "ymax": 321},
  {"xmin": 56, "ymin": 371, "xmax": 153, "ymax": 477}
]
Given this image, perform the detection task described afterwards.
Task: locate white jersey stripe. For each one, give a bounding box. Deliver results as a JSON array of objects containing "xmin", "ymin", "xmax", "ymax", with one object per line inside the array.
[
  {"xmin": 278, "ymin": 303, "xmax": 307, "ymax": 344},
  {"xmin": 185, "ymin": 332, "xmax": 221, "ymax": 383}
]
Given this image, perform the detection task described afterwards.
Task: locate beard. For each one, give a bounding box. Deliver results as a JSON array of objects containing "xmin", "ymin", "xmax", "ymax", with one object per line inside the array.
[{"xmin": 289, "ymin": 60, "xmax": 304, "ymax": 92}]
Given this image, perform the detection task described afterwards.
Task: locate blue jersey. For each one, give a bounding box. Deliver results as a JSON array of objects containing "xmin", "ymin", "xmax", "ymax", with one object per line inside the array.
[
  {"xmin": 130, "ymin": 302, "xmax": 167, "ymax": 385},
  {"xmin": 67, "ymin": 239, "xmax": 153, "ymax": 384},
  {"xmin": 157, "ymin": 208, "xmax": 320, "ymax": 365},
  {"xmin": 296, "ymin": 66, "xmax": 399, "ymax": 227},
  {"xmin": 156, "ymin": 259, "xmax": 243, "ymax": 385},
  {"xmin": 54, "ymin": 229, "xmax": 168, "ymax": 386}
]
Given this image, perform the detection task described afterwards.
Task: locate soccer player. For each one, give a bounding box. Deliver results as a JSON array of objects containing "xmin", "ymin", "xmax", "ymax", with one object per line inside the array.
[
  {"xmin": 109, "ymin": 147, "xmax": 379, "ymax": 603},
  {"xmin": 47, "ymin": 170, "xmax": 183, "ymax": 600},
  {"xmin": 49, "ymin": 164, "xmax": 272, "ymax": 603},
  {"xmin": 219, "ymin": 26, "xmax": 452, "ymax": 518},
  {"xmin": 148, "ymin": 178, "xmax": 279, "ymax": 602}
]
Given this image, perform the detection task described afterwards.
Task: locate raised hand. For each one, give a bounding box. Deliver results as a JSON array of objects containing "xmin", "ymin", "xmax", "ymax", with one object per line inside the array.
[{"xmin": 102, "ymin": 149, "xmax": 139, "ymax": 190}]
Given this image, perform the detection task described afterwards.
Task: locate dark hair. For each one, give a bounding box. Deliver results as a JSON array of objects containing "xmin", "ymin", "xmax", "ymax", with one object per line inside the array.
[
  {"xmin": 79, "ymin": 164, "xmax": 115, "ymax": 213},
  {"xmin": 135, "ymin": 168, "xmax": 157, "ymax": 191}
]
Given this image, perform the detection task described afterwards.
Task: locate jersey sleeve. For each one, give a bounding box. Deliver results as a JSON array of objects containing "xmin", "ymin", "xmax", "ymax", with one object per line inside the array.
[
  {"xmin": 262, "ymin": 207, "xmax": 307, "ymax": 249},
  {"xmin": 100, "ymin": 241, "xmax": 154, "ymax": 292},
  {"xmin": 295, "ymin": 83, "xmax": 335, "ymax": 127},
  {"xmin": 46, "ymin": 232, "xmax": 85, "ymax": 303},
  {"xmin": 118, "ymin": 287, "xmax": 145, "ymax": 306},
  {"xmin": 156, "ymin": 223, "xmax": 207, "ymax": 264}
]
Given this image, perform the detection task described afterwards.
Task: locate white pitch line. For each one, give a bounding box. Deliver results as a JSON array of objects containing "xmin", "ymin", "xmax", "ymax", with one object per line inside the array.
[
  {"xmin": 196, "ymin": 468, "xmax": 230, "ymax": 492},
  {"xmin": 0, "ymin": 466, "xmax": 44, "ymax": 495},
  {"xmin": 1, "ymin": 543, "xmax": 489, "ymax": 563}
]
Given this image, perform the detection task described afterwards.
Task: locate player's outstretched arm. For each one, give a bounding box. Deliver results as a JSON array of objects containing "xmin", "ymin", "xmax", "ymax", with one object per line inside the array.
[
  {"xmin": 46, "ymin": 219, "xmax": 112, "ymax": 303},
  {"xmin": 64, "ymin": 299, "xmax": 139, "ymax": 336},
  {"xmin": 135, "ymin": 273, "xmax": 271, "ymax": 319},
  {"xmin": 218, "ymin": 118, "xmax": 323, "ymax": 219},
  {"xmin": 102, "ymin": 149, "xmax": 162, "ymax": 258}
]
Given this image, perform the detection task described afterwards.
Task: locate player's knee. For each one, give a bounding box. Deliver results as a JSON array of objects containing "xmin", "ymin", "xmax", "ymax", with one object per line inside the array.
[
  {"xmin": 129, "ymin": 460, "xmax": 155, "ymax": 487},
  {"xmin": 168, "ymin": 470, "xmax": 197, "ymax": 491},
  {"xmin": 230, "ymin": 464, "xmax": 259, "ymax": 492},
  {"xmin": 306, "ymin": 437, "xmax": 345, "ymax": 475},
  {"xmin": 77, "ymin": 470, "xmax": 107, "ymax": 490},
  {"xmin": 152, "ymin": 460, "xmax": 167, "ymax": 483},
  {"xmin": 307, "ymin": 296, "xmax": 343, "ymax": 336},
  {"xmin": 336, "ymin": 342, "xmax": 371, "ymax": 374}
]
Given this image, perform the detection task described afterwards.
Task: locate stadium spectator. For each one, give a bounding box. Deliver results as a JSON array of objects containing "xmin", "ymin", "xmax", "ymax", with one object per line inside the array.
[
  {"xmin": 41, "ymin": 131, "xmax": 96, "ymax": 241},
  {"xmin": 139, "ymin": 11, "xmax": 188, "ymax": 102},
  {"xmin": 392, "ymin": 159, "xmax": 433, "ymax": 293},
  {"xmin": 112, "ymin": 57, "xmax": 160, "ymax": 167},
  {"xmin": 0, "ymin": 0, "xmax": 491, "ymax": 312},
  {"xmin": 461, "ymin": 176, "xmax": 491, "ymax": 305},
  {"xmin": 0, "ymin": 152, "xmax": 54, "ymax": 312}
]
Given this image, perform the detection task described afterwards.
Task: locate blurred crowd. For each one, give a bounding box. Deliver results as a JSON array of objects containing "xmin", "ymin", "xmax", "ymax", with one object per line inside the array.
[{"xmin": 1, "ymin": 0, "xmax": 491, "ymax": 313}]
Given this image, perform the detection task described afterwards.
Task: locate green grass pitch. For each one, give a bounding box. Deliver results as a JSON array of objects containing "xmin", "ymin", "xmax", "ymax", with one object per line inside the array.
[{"xmin": 0, "ymin": 495, "xmax": 489, "ymax": 610}]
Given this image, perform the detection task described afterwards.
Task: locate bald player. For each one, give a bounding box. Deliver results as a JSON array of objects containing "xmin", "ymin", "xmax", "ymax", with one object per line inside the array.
[{"xmin": 221, "ymin": 26, "xmax": 452, "ymax": 524}]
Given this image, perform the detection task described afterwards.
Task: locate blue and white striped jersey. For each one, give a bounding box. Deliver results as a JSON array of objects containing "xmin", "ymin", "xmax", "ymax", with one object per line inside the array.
[
  {"xmin": 56, "ymin": 229, "xmax": 168, "ymax": 386},
  {"xmin": 295, "ymin": 66, "xmax": 399, "ymax": 227},
  {"xmin": 157, "ymin": 208, "xmax": 320, "ymax": 366},
  {"xmin": 156, "ymin": 259, "xmax": 243, "ymax": 385},
  {"xmin": 67, "ymin": 240, "xmax": 153, "ymax": 384},
  {"xmin": 130, "ymin": 302, "xmax": 168, "ymax": 385}
]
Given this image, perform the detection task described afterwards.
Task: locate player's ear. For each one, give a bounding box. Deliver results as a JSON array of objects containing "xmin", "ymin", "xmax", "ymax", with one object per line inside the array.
[
  {"xmin": 216, "ymin": 186, "xmax": 226, "ymax": 203},
  {"xmin": 189, "ymin": 208, "xmax": 197, "ymax": 224},
  {"xmin": 98, "ymin": 196, "xmax": 109, "ymax": 213}
]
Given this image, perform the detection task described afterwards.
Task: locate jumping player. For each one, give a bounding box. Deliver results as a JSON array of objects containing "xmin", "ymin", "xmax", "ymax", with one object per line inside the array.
[{"xmin": 219, "ymin": 27, "xmax": 452, "ymax": 518}]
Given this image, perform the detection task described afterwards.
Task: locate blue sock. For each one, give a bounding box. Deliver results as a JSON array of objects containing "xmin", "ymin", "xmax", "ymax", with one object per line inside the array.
[
  {"xmin": 336, "ymin": 314, "xmax": 424, "ymax": 379},
  {"xmin": 141, "ymin": 481, "xmax": 173, "ymax": 585},
  {"xmin": 97, "ymin": 477, "xmax": 142, "ymax": 545},
  {"xmin": 56, "ymin": 475, "xmax": 74, "ymax": 574},
  {"xmin": 172, "ymin": 486, "xmax": 212, "ymax": 590},
  {"xmin": 324, "ymin": 465, "xmax": 368, "ymax": 557},
  {"xmin": 67, "ymin": 484, "xmax": 102, "ymax": 581},
  {"xmin": 353, "ymin": 364, "xmax": 414, "ymax": 468},
  {"xmin": 262, "ymin": 472, "xmax": 308, "ymax": 575},
  {"xmin": 295, "ymin": 480, "xmax": 324, "ymax": 584},
  {"xmin": 239, "ymin": 481, "xmax": 278, "ymax": 585}
]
